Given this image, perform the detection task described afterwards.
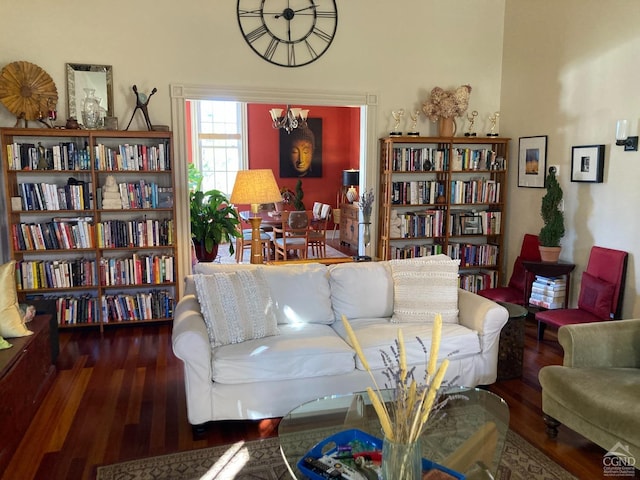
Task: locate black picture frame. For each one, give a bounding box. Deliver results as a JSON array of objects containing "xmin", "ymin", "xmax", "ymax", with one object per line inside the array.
[
  {"xmin": 518, "ymin": 135, "xmax": 547, "ymax": 188},
  {"xmin": 279, "ymin": 118, "xmax": 323, "ymax": 178},
  {"xmin": 571, "ymin": 144, "xmax": 605, "ymax": 183}
]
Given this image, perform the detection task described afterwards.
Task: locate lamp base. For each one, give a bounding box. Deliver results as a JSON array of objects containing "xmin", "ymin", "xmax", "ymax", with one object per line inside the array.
[
  {"xmin": 346, "ymin": 186, "xmax": 358, "ymax": 203},
  {"xmin": 248, "ymin": 217, "xmax": 263, "ymax": 264}
]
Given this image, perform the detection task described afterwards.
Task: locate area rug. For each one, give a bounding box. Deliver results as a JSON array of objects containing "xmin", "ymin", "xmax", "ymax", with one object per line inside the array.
[{"xmin": 96, "ymin": 430, "xmax": 577, "ymax": 480}]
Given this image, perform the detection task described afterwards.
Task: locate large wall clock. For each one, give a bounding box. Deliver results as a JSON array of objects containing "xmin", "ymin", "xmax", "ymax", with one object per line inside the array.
[{"xmin": 237, "ymin": 0, "xmax": 338, "ymax": 68}]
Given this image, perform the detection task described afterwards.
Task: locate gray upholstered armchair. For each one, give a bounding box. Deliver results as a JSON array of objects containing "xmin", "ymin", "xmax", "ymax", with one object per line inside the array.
[{"xmin": 538, "ymin": 319, "xmax": 640, "ymax": 463}]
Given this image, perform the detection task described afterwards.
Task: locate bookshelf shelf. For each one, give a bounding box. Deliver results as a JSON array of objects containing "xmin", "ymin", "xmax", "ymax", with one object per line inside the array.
[
  {"xmin": 377, "ymin": 135, "xmax": 510, "ymax": 293},
  {"xmin": 1, "ymin": 128, "xmax": 177, "ymax": 332}
]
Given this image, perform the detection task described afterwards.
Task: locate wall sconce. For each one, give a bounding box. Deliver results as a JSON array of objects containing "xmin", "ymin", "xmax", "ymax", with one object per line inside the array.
[
  {"xmin": 342, "ymin": 169, "xmax": 359, "ymax": 203},
  {"xmin": 615, "ymin": 120, "xmax": 638, "ymax": 151}
]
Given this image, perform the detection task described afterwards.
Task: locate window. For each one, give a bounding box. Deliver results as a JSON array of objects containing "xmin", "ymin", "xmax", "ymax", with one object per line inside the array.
[{"xmin": 189, "ymin": 100, "xmax": 247, "ymax": 195}]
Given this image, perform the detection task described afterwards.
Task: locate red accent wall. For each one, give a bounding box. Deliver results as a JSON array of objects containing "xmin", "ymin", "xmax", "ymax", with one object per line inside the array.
[{"xmin": 247, "ymin": 104, "xmax": 360, "ymax": 209}]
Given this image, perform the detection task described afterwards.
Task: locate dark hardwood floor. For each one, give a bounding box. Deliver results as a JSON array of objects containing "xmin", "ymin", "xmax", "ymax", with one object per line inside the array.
[{"xmin": 1, "ymin": 243, "xmax": 624, "ymax": 480}]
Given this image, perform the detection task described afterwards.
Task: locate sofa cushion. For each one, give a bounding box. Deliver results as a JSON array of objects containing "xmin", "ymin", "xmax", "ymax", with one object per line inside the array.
[
  {"xmin": 332, "ymin": 317, "xmax": 480, "ymax": 371},
  {"xmin": 329, "ymin": 261, "xmax": 393, "ymax": 321},
  {"xmin": 389, "ymin": 255, "xmax": 460, "ymax": 324},
  {"xmin": 193, "ymin": 270, "xmax": 278, "ymax": 347},
  {"xmin": 211, "ymin": 323, "xmax": 355, "ymax": 384},
  {"xmin": 261, "ymin": 263, "xmax": 334, "ymax": 325},
  {"xmin": 578, "ymin": 271, "xmax": 615, "ymax": 320},
  {"xmin": 0, "ymin": 261, "xmax": 33, "ymax": 339}
]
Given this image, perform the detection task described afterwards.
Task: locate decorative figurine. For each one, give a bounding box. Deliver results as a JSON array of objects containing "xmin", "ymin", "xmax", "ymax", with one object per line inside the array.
[
  {"xmin": 390, "ymin": 109, "xmax": 404, "ymax": 136},
  {"xmin": 102, "ymin": 175, "xmax": 122, "ymax": 209},
  {"xmin": 487, "ymin": 111, "xmax": 500, "ymax": 137},
  {"xmin": 465, "ymin": 110, "xmax": 478, "ymax": 137},
  {"xmin": 407, "ymin": 110, "xmax": 420, "ymax": 136},
  {"xmin": 125, "ymin": 85, "xmax": 157, "ymax": 131}
]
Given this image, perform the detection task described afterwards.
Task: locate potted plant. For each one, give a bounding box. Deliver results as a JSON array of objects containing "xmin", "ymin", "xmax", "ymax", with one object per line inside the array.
[
  {"xmin": 539, "ymin": 166, "xmax": 565, "ymax": 262},
  {"xmin": 190, "ymin": 187, "xmax": 241, "ymax": 262}
]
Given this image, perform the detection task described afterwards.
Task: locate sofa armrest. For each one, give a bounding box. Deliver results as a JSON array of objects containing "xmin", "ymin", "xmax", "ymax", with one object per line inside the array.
[
  {"xmin": 559, "ymin": 318, "xmax": 640, "ymax": 368},
  {"xmin": 458, "ymin": 289, "xmax": 508, "ymax": 338}
]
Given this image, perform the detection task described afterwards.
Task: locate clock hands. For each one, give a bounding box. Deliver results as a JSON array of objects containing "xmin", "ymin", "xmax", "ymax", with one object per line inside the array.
[{"xmin": 274, "ymin": 4, "xmax": 317, "ymax": 19}]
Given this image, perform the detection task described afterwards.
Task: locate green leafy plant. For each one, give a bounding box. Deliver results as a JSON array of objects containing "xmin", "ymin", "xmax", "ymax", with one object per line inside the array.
[
  {"xmin": 539, "ymin": 167, "xmax": 565, "ymax": 247},
  {"xmin": 190, "ymin": 188, "xmax": 240, "ymax": 256},
  {"xmin": 280, "ymin": 179, "xmax": 305, "ymax": 210}
]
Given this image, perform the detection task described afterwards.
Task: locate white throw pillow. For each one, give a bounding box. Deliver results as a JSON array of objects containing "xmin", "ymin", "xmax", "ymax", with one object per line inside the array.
[
  {"xmin": 193, "ymin": 269, "xmax": 278, "ymax": 347},
  {"xmin": 389, "ymin": 255, "xmax": 460, "ymax": 324},
  {"xmin": 261, "ymin": 263, "xmax": 334, "ymax": 324}
]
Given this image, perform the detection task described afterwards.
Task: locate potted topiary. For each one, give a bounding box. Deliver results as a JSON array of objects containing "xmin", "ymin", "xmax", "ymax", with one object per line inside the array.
[
  {"xmin": 539, "ymin": 166, "xmax": 565, "ymax": 262},
  {"xmin": 190, "ymin": 187, "xmax": 241, "ymax": 262}
]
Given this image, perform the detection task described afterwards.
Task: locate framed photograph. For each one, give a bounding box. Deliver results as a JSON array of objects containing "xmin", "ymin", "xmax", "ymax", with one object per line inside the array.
[
  {"xmin": 66, "ymin": 63, "xmax": 114, "ymax": 120},
  {"xmin": 571, "ymin": 144, "xmax": 605, "ymax": 183},
  {"xmin": 518, "ymin": 135, "xmax": 548, "ymax": 188},
  {"xmin": 460, "ymin": 214, "xmax": 483, "ymax": 235},
  {"xmin": 279, "ymin": 118, "xmax": 323, "ymax": 178}
]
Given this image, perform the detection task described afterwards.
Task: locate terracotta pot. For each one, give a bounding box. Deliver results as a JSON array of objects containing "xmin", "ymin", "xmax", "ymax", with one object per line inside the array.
[
  {"xmin": 539, "ymin": 246, "xmax": 561, "ymax": 263},
  {"xmin": 194, "ymin": 242, "xmax": 219, "ymax": 262},
  {"xmin": 438, "ymin": 117, "xmax": 457, "ymax": 137}
]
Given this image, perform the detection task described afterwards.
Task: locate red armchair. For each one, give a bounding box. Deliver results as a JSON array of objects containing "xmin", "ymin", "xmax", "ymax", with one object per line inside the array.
[
  {"xmin": 536, "ymin": 246, "xmax": 628, "ymax": 340},
  {"xmin": 478, "ymin": 234, "xmax": 541, "ymax": 306}
]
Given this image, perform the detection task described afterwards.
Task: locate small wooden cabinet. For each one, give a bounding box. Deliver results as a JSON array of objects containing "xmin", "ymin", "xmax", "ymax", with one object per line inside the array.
[
  {"xmin": 339, "ymin": 203, "xmax": 359, "ymax": 250},
  {"xmin": 0, "ymin": 315, "xmax": 55, "ymax": 475}
]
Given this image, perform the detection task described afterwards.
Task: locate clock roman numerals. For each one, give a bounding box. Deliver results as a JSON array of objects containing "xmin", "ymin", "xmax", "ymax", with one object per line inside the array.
[
  {"xmin": 311, "ymin": 26, "xmax": 333, "ymax": 44},
  {"xmin": 245, "ymin": 24, "xmax": 269, "ymax": 44}
]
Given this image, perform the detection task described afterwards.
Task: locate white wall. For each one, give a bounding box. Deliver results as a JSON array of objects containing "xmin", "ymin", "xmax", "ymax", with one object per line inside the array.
[
  {"xmin": 501, "ymin": 0, "xmax": 640, "ymax": 317},
  {"xmin": 0, "ymin": 0, "xmax": 506, "ymax": 293}
]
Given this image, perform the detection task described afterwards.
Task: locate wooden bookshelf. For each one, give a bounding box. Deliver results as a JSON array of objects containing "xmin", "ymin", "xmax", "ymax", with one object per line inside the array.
[
  {"xmin": 1, "ymin": 128, "xmax": 177, "ymax": 332},
  {"xmin": 376, "ymin": 135, "xmax": 510, "ymax": 293}
]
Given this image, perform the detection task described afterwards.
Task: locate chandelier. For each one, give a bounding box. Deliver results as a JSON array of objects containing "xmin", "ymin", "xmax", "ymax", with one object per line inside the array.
[{"xmin": 269, "ymin": 106, "xmax": 309, "ymax": 134}]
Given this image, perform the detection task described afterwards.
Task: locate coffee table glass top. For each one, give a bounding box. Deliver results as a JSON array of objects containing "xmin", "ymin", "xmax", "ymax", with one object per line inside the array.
[{"xmin": 278, "ymin": 386, "xmax": 509, "ymax": 479}]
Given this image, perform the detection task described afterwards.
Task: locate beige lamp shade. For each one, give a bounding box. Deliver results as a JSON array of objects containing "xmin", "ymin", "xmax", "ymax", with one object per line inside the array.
[{"xmin": 230, "ymin": 169, "xmax": 282, "ymax": 213}]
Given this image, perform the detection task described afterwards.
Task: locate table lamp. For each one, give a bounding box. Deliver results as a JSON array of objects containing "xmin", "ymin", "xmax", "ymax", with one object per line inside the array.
[
  {"xmin": 342, "ymin": 169, "xmax": 359, "ymax": 203},
  {"xmin": 230, "ymin": 169, "xmax": 282, "ymax": 264}
]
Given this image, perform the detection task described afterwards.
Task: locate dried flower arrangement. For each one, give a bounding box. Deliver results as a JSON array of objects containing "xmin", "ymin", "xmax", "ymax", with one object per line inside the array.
[
  {"xmin": 422, "ymin": 85, "xmax": 472, "ymax": 122},
  {"xmin": 341, "ymin": 314, "xmax": 449, "ymax": 444},
  {"xmin": 359, "ymin": 188, "xmax": 375, "ymax": 222}
]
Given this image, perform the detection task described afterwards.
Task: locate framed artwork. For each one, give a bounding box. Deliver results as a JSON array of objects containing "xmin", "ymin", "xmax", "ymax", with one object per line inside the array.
[
  {"xmin": 279, "ymin": 118, "xmax": 323, "ymax": 178},
  {"xmin": 518, "ymin": 135, "xmax": 547, "ymax": 188},
  {"xmin": 460, "ymin": 214, "xmax": 483, "ymax": 235},
  {"xmin": 66, "ymin": 63, "xmax": 113, "ymax": 120},
  {"xmin": 571, "ymin": 144, "xmax": 605, "ymax": 183}
]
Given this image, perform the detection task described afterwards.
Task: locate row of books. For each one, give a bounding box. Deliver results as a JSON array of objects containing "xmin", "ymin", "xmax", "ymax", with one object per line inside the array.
[
  {"xmin": 529, "ymin": 275, "xmax": 566, "ymax": 309},
  {"xmin": 17, "ymin": 180, "xmax": 92, "ymax": 211},
  {"xmin": 6, "ymin": 141, "xmax": 91, "ymax": 171},
  {"xmin": 391, "ymin": 210, "xmax": 445, "ymax": 239},
  {"xmin": 447, "ymin": 242, "xmax": 499, "ymax": 267},
  {"xmin": 391, "ymin": 146, "xmax": 449, "ymax": 172},
  {"xmin": 389, "ymin": 244, "xmax": 444, "ymax": 259},
  {"xmin": 50, "ymin": 290, "xmax": 175, "ymax": 325},
  {"xmin": 391, "ymin": 181, "xmax": 445, "ymax": 205},
  {"xmin": 100, "ymin": 181, "xmax": 173, "ymax": 210},
  {"xmin": 12, "ymin": 218, "xmax": 94, "ymax": 251},
  {"xmin": 451, "ymin": 148, "xmax": 504, "ymax": 171},
  {"xmin": 94, "ymin": 142, "xmax": 171, "ymax": 171},
  {"xmin": 450, "ymin": 178, "xmax": 501, "ymax": 205},
  {"xmin": 99, "ymin": 254, "xmax": 175, "ymax": 286},
  {"xmin": 102, "ymin": 290, "xmax": 175, "ymax": 323},
  {"xmin": 96, "ymin": 218, "xmax": 174, "ymax": 248},
  {"xmin": 459, "ymin": 270, "xmax": 498, "ymax": 293},
  {"xmin": 16, "ymin": 258, "xmax": 97, "ymax": 290}
]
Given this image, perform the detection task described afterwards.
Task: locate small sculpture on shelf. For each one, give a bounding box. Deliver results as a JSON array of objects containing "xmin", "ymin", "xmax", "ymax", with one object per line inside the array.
[
  {"xmin": 102, "ymin": 175, "xmax": 122, "ymax": 209},
  {"xmin": 465, "ymin": 110, "xmax": 478, "ymax": 137},
  {"xmin": 125, "ymin": 85, "xmax": 157, "ymax": 131},
  {"xmin": 390, "ymin": 109, "xmax": 404, "ymax": 136},
  {"xmin": 487, "ymin": 111, "xmax": 500, "ymax": 137},
  {"xmin": 407, "ymin": 110, "xmax": 420, "ymax": 136}
]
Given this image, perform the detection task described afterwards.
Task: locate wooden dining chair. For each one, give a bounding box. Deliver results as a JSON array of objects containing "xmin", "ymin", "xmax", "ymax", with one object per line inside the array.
[
  {"xmin": 272, "ymin": 210, "xmax": 311, "ymax": 261},
  {"xmin": 308, "ymin": 204, "xmax": 331, "ymax": 258},
  {"xmin": 234, "ymin": 209, "xmax": 272, "ymax": 262}
]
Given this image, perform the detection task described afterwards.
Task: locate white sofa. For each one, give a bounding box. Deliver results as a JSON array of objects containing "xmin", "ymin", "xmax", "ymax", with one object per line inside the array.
[{"xmin": 172, "ymin": 256, "xmax": 508, "ymax": 427}]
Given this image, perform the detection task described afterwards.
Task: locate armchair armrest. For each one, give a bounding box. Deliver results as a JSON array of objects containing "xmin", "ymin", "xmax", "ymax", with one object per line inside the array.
[
  {"xmin": 458, "ymin": 289, "xmax": 508, "ymax": 337},
  {"xmin": 558, "ymin": 318, "xmax": 640, "ymax": 368}
]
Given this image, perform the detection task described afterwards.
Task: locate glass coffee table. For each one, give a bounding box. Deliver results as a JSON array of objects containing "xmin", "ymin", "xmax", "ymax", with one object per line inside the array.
[{"xmin": 278, "ymin": 386, "xmax": 509, "ymax": 479}]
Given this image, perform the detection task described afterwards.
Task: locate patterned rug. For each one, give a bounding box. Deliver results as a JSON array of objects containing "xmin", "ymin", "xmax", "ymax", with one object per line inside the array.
[{"xmin": 96, "ymin": 430, "xmax": 577, "ymax": 480}]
